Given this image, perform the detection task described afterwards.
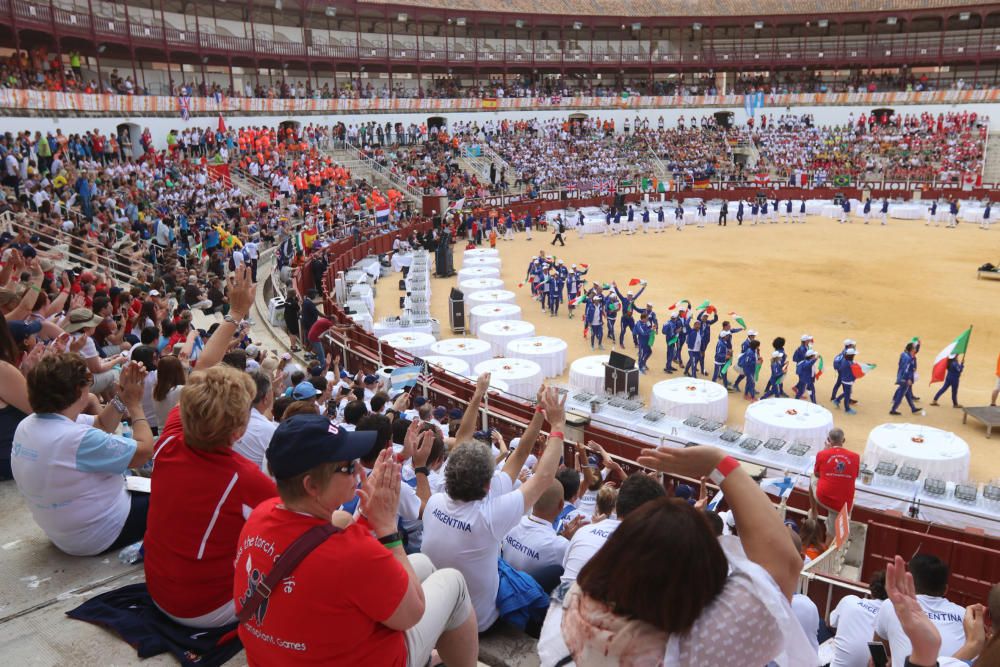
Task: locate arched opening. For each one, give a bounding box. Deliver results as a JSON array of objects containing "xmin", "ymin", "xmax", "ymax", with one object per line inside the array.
[
  {"xmin": 278, "ymin": 120, "xmax": 302, "ymax": 141},
  {"xmin": 568, "ymin": 112, "xmax": 589, "ymax": 122},
  {"xmin": 115, "ymin": 123, "xmax": 143, "ymax": 159},
  {"xmin": 427, "ymin": 116, "xmax": 447, "ymax": 131}
]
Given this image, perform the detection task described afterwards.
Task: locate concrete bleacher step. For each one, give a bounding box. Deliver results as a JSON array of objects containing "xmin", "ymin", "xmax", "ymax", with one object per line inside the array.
[{"xmin": 477, "ymin": 622, "xmax": 541, "ymax": 667}]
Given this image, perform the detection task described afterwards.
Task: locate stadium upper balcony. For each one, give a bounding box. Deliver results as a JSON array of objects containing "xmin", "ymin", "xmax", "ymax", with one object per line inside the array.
[{"xmin": 3, "ymin": 0, "xmax": 1000, "ymax": 75}]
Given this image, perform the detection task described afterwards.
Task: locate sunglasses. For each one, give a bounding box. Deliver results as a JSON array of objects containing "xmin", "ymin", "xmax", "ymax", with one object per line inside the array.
[{"xmin": 332, "ymin": 459, "xmax": 359, "ymax": 475}]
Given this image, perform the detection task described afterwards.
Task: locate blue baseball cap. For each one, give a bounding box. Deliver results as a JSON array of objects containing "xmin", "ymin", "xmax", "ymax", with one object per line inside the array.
[
  {"xmin": 448, "ymin": 408, "xmax": 463, "ymax": 420},
  {"xmin": 413, "ymin": 396, "xmax": 427, "ymax": 407},
  {"xmin": 266, "ymin": 415, "xmax": 376, "ymax": 480},
  {"xmin": 8, "ymin": 319, "xmax": 41, "ymax": 342},
  {"xmin": 291, "ymin": 381, "xmax": 319, "ymax": 400}
]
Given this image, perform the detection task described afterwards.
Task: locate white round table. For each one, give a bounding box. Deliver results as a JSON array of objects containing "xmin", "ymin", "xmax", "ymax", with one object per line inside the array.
[
  {"xmin": 650, "ymin": 378, "xmax": 729, "ymax": 423},
  {"xmin": 473, "ymin": 358, "xmax": 544, "ymax": 399},
  {"xmin": 469, "ymin": 303, "xmax": 522, "ymax": 334},
  {"xmin": 863, "ymin": 423, "xmax": 971, "ymax": 483},
  {"xmin": 466, "ymin": 290, "xmax": 517, "ymax": 308},
  {"xmin": 457, "ymin": 266, "xmax": 500, "ymax": 281},
  {"xmin": 568, "ymin": 354, "xmax": 611, "ymax": 395},
  {"xmin": 377, "ymin": 331, "xmax": 437, "ymax": 358},
  {"xmin": 469, "ymin": 375, "xmax": 511, "ymax": 396},
  {"xmin": 889, "ymin": 203, "xmax": 927, "ymax": 220},
  {"xmin": 464, "ymin": 248, "xmax": 500, "ymax": 259},
  {"xmin": 349, "ymin": 284, "xmax": 375, "ymax": 313},
  {"xmin": 372, "ymin": 320, "xmax": 434, "ymax": 338},
  {"xmin": 429, "ymin": 338, "xmax": 494, "ymax": 369},
  {"xmin": 478, "ymin": 320, "xmax": 537, "ymax": 357},
  {"xmin": 390, "ymin": 253, "xmax": 413, "ymax": 272},
  {"xmin": 459, "ymin": 278, "xmax": 505, "ymax": 296},
  {"xmin": 421, "ymin": 355, "xmax": 472, "ymax": 377},
  {"xmin": 743, "ymin": 398, "xmax": 834, "ymax": 451},
  {"xmin": 462, "ymin": 256, "xmax": 501, "ymax": 269},
  {"xmin": 505, "ymin": 336, "xmax": 568, "ymax": 378}
]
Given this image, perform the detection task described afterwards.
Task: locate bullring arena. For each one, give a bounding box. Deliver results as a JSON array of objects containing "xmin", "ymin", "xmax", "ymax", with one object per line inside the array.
[{"xmin": 2, "ymin": 0, "xmax": 1000, "ymax": 665}]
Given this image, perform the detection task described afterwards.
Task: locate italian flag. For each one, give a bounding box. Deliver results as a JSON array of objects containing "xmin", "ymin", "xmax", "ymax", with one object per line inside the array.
[
  {"xmin": 729, "ymin": 311, "xmax": 747, "ymax": 328},
  {"xmin": 669, "ymin": 299, "xmax": 691, "ymax": 311},
  {"xmin": 930, "ymin": 328, "xmax": 972, "ymax": 384},
  {"xmin": 851, "ymin": 362, "xmax": 877, "ymax": 379},
  {"xmin": 814, "ymin": 355, "xmax": 825, "ymax": 379}
]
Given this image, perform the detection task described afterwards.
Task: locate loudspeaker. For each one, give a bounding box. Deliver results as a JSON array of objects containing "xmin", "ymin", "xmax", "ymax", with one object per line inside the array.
[
  {"xmin": 614, "ymin": 193, "xmax": 626, "ymax": 211},
  {"xmin": 604, "ymin": 364, "xmax": 639, "ymax": 397},
  {"xmin": 608, "ymin": 350, "xmax": 635, "ymax": 371},
  {"xmin": 448, "ymin": 288, "xmax": 465, "ymax": 333}
]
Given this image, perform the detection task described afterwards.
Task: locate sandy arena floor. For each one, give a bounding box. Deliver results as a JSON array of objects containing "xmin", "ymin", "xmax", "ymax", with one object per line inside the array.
[{"xmin": 375, "ymin": 214, "xmax": 1000, "ymax": 481}]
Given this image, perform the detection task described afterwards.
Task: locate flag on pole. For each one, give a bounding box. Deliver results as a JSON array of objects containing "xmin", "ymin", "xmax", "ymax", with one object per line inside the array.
[
  {"xmin": 814, "ymin": 355, "xmax": 825, "ymax": 380},
  {"xmin": 695, "ymin": 300, "xmax": 711, "ymax": 311},
  {"xmin": 851, "ymin": 362, "xmax": 877, "ymax": 379},
  {"xmin": 930, "ymin": 327, "xmax": 972, "ymax": 384},
  {"xmin": 729, "ymin": 312, "xmax": 747, "ymax": 329},
  {"xmin": 390, "ymin": 365, "xmax": 423, "ymax": 390},
  {"xmin": 628, "ymin": 278, "xmax": 643, "ymax": 287},
  {"xmin": 721, "ymin": 359, "xmax": 732, "ymax": 375},
  {"xmin": 668, "ymin": 299, "xmax": 691, "ymax": 311},
  {"xmin": 707, "ymin": 490, "xmax": 725, "ymax": 511},
  {"xmin": 447, "ymin": 198, "xmax": 466, "ymax": 212},
  {"xmin": 667, "ymin": 334, "xmax": 679, "ymax": 346},
  {"xmin": 760, "ymin": 475, "xmax": 796, "ymax": 500},
  {"xmin": 754, "ymin": 361, "xmax": 762, "ymax": 382}
]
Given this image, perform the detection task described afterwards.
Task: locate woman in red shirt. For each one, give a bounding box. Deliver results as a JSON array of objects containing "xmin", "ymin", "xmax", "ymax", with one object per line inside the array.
[{"xmin": 235, "ymin": 416, "xmax": 478, "ymax": 666}]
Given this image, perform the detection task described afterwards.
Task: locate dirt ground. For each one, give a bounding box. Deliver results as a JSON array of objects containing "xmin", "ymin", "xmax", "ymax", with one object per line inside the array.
[{"xmin": 374, "ymin": 214, "xmax": 1000, "ymax": 481}]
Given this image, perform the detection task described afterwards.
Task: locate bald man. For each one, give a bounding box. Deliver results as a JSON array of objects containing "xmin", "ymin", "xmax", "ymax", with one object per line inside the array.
[{"xmin": 501, "ymin": 480, "xmax": 582, "ymax": 593}]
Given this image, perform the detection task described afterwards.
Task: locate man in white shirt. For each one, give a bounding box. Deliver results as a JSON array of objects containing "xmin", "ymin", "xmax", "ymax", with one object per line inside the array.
[
  {"xmin": 421, "ymin": 383, "xmax": 563, "ymax": 633},
  {"xmin": 561, "ymin": 473, "xmax": 665, "ymax": 584},
  {"xmin": 874, "ymin": 554, "xmax": 967, "ymax": 667},
  {"xmin": 232, "ymin": 372, "xmax": 277, "ymax": 469},
  {"xmin": 502, "ymin": 481, "xmax": 575, "ymax": 590},
  {"xmin": 829, "ymin": 571, "xmax": 888, "ymax": 667},
  {"xmin": 792, "ymin": 592, "xmax": 820, "ymax": 654}
]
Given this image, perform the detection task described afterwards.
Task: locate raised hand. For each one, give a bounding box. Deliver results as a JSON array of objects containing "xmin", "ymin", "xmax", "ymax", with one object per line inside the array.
[
  {"xmin": 357, "ymin": 448, "xmax": 402, "ymax": 536},
  {"xmin": 885, "ymin": 554, "xmax": 941, "ymax": 665},
  {"xmin": 476, "ymin": 371, "xmax": 492, "ymax": 393},
  {"xmin": 226, "ymin": 264, "xmax": 256, "ymax": 320},
  {"xmin": 412, "ymin": 429, "xmax": 435, "ymax": 468},
  {"xmin": 636, "ymin": 445, "xmax": 727, "ymax": 479}
]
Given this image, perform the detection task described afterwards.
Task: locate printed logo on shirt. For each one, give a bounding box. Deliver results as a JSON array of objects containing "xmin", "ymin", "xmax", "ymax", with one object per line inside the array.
[
  {"xmin": 431, "ymin": 508, "xmax": 472, "ymax": 533},
  {"xmin": 926, "ymin": 611, "xmax": 963, "ymax": 623},
  {"xmin": 240, "ymin": 555, "xmax": 270, "ymax": 625},
  {"xmin": 505, "ymin": 535, "xmax": 540, "ymax": 560}
]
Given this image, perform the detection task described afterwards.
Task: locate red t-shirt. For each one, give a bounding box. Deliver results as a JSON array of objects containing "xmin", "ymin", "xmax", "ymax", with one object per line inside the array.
[
  {"xmin": 234, "ymin": 499, "xmax": 409, "ymax": 666},
  {"xmin": 307, "ymin": 317, "xmax": 333, "ymax": 344},
  {"xmin": 143, "ymin": 407, "xmax": 277, "ymax": 618},
  {"xmin": 813, "ymin": 446, "xmax": 860, "ymax": 512}
]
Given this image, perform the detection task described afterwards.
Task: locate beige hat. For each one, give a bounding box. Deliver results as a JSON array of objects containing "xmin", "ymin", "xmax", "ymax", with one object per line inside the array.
[{"xmin": 63, "ymin": 308, "xmax": 104, "ymax": 333}]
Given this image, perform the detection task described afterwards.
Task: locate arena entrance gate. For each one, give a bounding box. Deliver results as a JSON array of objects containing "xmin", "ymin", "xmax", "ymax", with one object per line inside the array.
[{"xmin": 115, "ymin": 123, "xmax": 142, "ymax": 159}]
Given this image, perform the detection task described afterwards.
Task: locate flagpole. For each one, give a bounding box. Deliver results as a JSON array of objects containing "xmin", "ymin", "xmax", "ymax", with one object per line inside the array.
[{"xmin": 961, "ymin": 324, "xmax": 973, "ymax": 366}]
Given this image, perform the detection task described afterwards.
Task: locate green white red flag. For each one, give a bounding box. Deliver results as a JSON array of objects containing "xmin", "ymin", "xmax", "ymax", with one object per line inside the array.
[{"xmin": 930, "ymin": 328, "xmax": 972, "ymax": 384}]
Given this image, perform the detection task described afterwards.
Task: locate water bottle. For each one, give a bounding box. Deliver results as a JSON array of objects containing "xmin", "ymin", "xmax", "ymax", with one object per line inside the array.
[{"xmin": 118, "ymin": 540, "xmax": 144, "ymax": 565}]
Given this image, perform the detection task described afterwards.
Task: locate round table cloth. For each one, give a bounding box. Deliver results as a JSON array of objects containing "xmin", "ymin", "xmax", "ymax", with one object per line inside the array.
[
  {"xmin": 390, "ymin": 253, "xmax": 413, "ymax": 272},
  {"xmin": 478, "ymin": 320, "xmax": 537, "ymax": 357},
  {"xmin": 743, "ymin": 398, "xmax": 834, "ymax": 451},
  {"xmin": 377, "ymin": 331, "xmax": 437, "ymax": 358},
  {"xmin": 372, "ymin": 320, "xmax": 434, "ymax": 338},
  {"xmin": 464, "ymin": 248, "xmax": 500, "ymax": 259},
  {"xmin": 889, "ymin": 203, "xmax": 927, "ymax": 220},
  {"xmin": 469, "ymin": 375, "xmax": 512, "ymax": 396},
  {"xmin": 429, "ymin": 338, "xmax": 494, "ymax": 369},
  {"xmin": 863, "ymin": 423, "xmax": 971, "ymax": 483},
  {"xmin": 650, "ymin": 378, "xmax": 729, "ymax": 423},
  {"xmin": 568, "ymin": 354, "xmax": 611, "ymax": 395},
  {"xmin": 472, "ymin": 358, "xmax": 544, "ymax": 399},
  {"xmin": 505, "ymin": 336, "xmax": 568, "ymax": 378},
  {"xmin": 457, "ymin": 266, "xmax": 501, "ymax": 281},
  {"xmin": 348, "ymin": 312, "xmax": 373, "ymax": 333},
  {"xmin": 421, "ymin": 355, "xmax": 472, "ymax": 377},
  {"xmin": 469, "ymin": 303, "xmax": 522, "ymax": 334},
  {"xmin": 462, "ymin": 256, "xmax": 502, "ymax": 269},
  {"xmin": 466, "ymin": 290, "xmax": 517, "ymax": 308},
  {"xmin": 459, "ymin": 278, "xmax": 505, "ymax": 296},
  {"xmin": 348, "ymin": 284, "xmax": 375, "ymax": 313}
]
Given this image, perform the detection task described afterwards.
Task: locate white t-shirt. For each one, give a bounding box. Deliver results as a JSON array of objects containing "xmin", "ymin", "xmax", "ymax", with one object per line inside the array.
[
  {"xmin": 830, "ymin": 595, "xmax": 884, "ymax": 667},
  {"xmin": 875, "ymin": 595, "xmax": 967, "ymax": 667},
  {"xmin": 75, "ymin": 334, "xmax": 99, "ymax": 359},
  {"xmin": 792, "ymin": 593, "xmax": 820, "ymax": 654},
  {"xmin": 232, "ymin": 407, "xmax": 277, "ymax": 469},
  {"xmin": 575, "ymin": 486, "xmax": 598, "ymax": 519},
  {"xmin": 420, "ymin": 472, "xmax": 525, "ymax": 632},
  {"xmin": 11, "ymin": 413, "xmax": 136, "ymax": 555},
  {"xmin": 502, "ymin": 515, "xmax": 569, "ymax": 578},
  {"xmin": 560, "ymin": 518, "xmax": 621, "ymax": 584}
]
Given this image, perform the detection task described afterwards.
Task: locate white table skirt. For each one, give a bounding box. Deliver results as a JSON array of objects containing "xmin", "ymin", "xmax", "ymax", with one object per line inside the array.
[
  {"xmin": 377, "ymin": 331, "xmax": 437, "ymax": 358},
  {"xmin": 459, "ymin": 278, "xmax": 505, "ymax": 296},
  {"xmin": 863, "ymin": 423, "xmax": 971, "ymax": 483},
  {"xmin": 391, "ymin": 253, "xmax": 413, "ymax": 272},
  {"xmin": 568, "ymin": 354, "xmax": 611, "ymax": 395},
  {"xmin": 344, "ymin": 299, "xmax": 371, "ymax": 316},
  {"xmin": 421, "ymin": 355, "xmax": 472, "ymax": 377},
  {"xmin": 804, "ymin": 199, "xmax": 828, "ymax": 215},
  {"xmin": 349, "ymin": 312, "xmax": 373, "ymax": 333},
  {"xmin": 464, "ymin": 248, "xmax": 500, "ymax": 259},
  {"xmin": 505, "ymin": 336, "xmax": 568, "ymax": 378},
  {"xmin": 478, "ymin": 320, "xmax": 537, "ymax": 357},
  {"xmin": 469, "ymin": 374, "xmax": 512, "ymax": 396},
  {"xmin": 472, "ymin": 358, "xmax": 544, "ymax": 399},
  {"xmin": 349, "ymin": 284, "xmax": 375, "ymax": 313},
  {"xmin": 650, "ymin": 378, "xmax": 729, "ymax": 423},
  {"xmin": 743, "ymin": 398, "xmax": 835, "ymax": 451},
  {"xmin": 889, "ymin": 204, "xmax": 926, "ymax": 220},
  {"xmin": 821, "ymin": 203, "xmax": 845, "ymax": 219},
  {"xmin": 357, "ymin": 257, "xmax": 380, "ymax": 280},
  {"xmin": 429, "ymin": 338, "xmax": 494, "ymax": 369},
  {"xmin": 958, "ymin": 204, "xmax": 988, "ymax": 222},
  {"xmin": 466, "ymin": 290, "xmax": 517, "ymax": 308},
  {"xmin": 372, "ymin": 320, "xmax": 434, "ymax": 338},
  {"xmin": 457, "ymin": 266, "xmax": 501, "ymax": 281},
  {"xmin": 470, "ymin": 303, "xmax": 522, "ymax": 334},
  {"xmin": 463, "ymin": 256, "xmax": 502, "ymax": 269}
]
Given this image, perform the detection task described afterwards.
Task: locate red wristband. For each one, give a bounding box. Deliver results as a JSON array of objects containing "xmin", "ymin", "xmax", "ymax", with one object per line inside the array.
[
  {"xmin": 708, "ymin": 456, "xmax": 740, "ymax": 485},
  {"xmin": 535, "ymin": 405, "xmax": 545, "ymax": 413},
  {"xmin": 549, "ymin": 431, "xmax": 565, "ymax": 440}
]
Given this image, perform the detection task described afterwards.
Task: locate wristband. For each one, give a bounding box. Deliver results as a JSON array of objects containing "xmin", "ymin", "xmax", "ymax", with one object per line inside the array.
[
  {"xmin": 382, "ymin": 540, "xmax": 403, "ymax": 550},
  {"xmin": 708, "ymin": 456, "xmax": 740, "ymax": 485},
  {"xmin": 377, "ymin": 531, "xmax": 403, "ymax": 545},
  {"xmin": 535, "ymin": 405, "xmax": 544, "ymax": 413},
  {"xmin": 549, "ymin": 431, "xmax": 565, "ymax": 440},
  {"xmin": 414, "ymin": 466, "xmax": 430, "ymax": 476}
]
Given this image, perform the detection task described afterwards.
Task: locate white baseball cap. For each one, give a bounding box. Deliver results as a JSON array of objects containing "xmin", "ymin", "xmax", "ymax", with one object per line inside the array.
[
  {"xmin": 747, "ymin": 329, "xmax": 758, "ymax": 336},
  {"xmin": 801, "ymin": 334, "xmax": 812, "ymax": 341},
  {"xmin": 719, "ymin": 330, "xmax": 731, "ymax": 337},
  {"xmin": 846, "ymin": 348, "xmax": 857, "ymax": 355},
  {"xmin": 772, "ymin": 351, "xmax": 783, "ymax": 358},
  {"xmin": 149, "ymin": 289, "xmax": 160, "ymax": 297},
  {"xmin": 806, "ymin": 349, "xmax": 818, "ymax": 357},
  {"xmin": 843, "ymin": 338, "xmax": 856, "ymax": 346}
]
